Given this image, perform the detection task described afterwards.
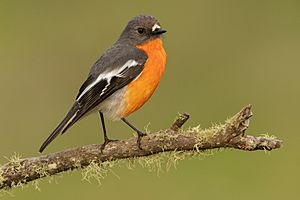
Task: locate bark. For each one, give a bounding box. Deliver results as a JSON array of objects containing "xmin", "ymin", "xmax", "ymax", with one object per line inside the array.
[{"xmin": 0, "ymin": 105, "xmax": 282, "ymax": 190}]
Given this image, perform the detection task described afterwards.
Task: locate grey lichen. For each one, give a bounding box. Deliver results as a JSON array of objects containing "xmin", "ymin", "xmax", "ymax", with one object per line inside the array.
[
  {"xmin": 0, "ymin": 167, "xmax": 4, "ymax": 188},
  {"xmin": 82, "ymin": 161, "xmax": 117, "ymax": 185},
  {"xmin": 33, "ymin": 164, "xmax": 50, "ymax": 178},
  {"xmin": 261, "ymin": 133, "xmax": 278, "ymax": 140},
  {"xmin": 80, "ymin": 148, "xmax": 211, "ymax": 185},
  {"xmin": 5, "ymin": 153, "xmax": 22, "ymax": 171}
]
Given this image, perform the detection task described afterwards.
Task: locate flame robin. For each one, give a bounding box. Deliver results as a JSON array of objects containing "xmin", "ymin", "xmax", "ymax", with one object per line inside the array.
[{"xmin": 39, "ymin": 15, "xmax": 167, "ymax": 152}]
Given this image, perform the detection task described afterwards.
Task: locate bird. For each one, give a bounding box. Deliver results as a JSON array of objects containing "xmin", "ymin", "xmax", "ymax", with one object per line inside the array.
[{"xmin": 39, "ymin": 15, "xmax": 167, "ymax": 153}]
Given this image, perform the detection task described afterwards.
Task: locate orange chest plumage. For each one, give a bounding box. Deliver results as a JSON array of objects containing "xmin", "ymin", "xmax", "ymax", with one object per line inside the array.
[{"xmin": 120, "ymin": 38, "xmax": 167, "ymax": 117}]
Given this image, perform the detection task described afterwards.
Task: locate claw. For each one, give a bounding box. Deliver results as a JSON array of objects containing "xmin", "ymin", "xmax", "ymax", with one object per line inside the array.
[
  {"xmin": 136, "ymin": 131, "xmax": 146, "ymax": 150},
  {"xmin": 100, "ymin": 138, "xmax": 118, "ymax": 153}
]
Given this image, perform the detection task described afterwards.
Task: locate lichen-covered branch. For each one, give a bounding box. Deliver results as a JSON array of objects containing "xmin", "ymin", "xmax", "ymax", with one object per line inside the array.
[{"xmin": 0, "ymin": 105, "xmax": 282, "ymax": 190}]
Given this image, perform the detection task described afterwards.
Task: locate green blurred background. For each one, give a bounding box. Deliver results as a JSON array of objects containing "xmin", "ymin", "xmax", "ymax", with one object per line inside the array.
[{"xmin": 0, "ymin": 0, "xmax": 299, "ymax": 199}]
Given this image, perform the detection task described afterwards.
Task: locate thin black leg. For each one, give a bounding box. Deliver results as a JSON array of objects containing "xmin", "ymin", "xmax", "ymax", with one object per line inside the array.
[
  {"xmin": 100, "ymin": 112, "xmax": 107, "ymax": 141},
  {"xmin": 121, "ymin": 118, "xmax": 146, "ymax": 149},
  {"xmin": 99, "ymin": 112, "xmax": 117, "ymax": 152}
]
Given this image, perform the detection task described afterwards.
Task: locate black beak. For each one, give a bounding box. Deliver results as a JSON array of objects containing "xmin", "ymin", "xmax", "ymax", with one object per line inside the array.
[{"xmin": 153, "ymin": 28, "xmax": 167, "ymax": 35}]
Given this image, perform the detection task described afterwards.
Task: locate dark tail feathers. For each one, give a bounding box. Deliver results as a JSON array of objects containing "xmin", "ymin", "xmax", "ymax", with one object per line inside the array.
[{"xmin": 39, "ymin": 103, "xmax": 79, "ymax": 153}]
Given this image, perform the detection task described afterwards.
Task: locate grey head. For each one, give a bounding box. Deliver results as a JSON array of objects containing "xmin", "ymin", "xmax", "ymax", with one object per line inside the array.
[{"xmin": 118, "ymin": 15, "xmax": 167, "ymax": 46}]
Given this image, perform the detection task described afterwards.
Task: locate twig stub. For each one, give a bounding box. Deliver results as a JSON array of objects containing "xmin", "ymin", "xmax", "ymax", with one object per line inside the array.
[{"xmin": 170, "ymin": 113, "xmax": 190, "ymax": 131}]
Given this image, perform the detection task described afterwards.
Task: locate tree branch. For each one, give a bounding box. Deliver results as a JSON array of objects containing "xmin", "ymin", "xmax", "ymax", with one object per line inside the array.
[{"xmin": 0, "ymin": 105, "xmax": 282, "ymax": 190}]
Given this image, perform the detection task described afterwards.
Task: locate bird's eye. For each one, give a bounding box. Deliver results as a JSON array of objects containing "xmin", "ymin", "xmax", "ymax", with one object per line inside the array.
[{"xmin": 137, "ymin": 28, "xmax": 145, "ymax": 34}]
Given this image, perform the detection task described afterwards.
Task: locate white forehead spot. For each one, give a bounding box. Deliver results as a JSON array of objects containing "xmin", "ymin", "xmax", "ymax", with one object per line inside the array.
[{"xmin": 152, "ymin": 24, "xmax": 161, "ymax": 32}]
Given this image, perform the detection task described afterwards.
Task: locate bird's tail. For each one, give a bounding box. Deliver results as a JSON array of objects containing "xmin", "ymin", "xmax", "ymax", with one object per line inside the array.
[{"xmin": 39, "ymin": 102, "xmax": 80, "ymax": 153}]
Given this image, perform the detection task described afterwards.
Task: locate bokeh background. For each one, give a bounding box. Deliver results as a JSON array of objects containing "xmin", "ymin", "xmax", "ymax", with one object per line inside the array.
[{"xmin": 0, "ymin": 0, "xmax": 299, "ymax": 199}]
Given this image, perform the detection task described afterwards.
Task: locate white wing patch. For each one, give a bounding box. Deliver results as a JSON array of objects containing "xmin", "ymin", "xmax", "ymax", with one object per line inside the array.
[
  {"xmin": 99, "ymin": 79, "xmax": 111, "ymax": 96},
  {"xmin": 152, "ymin": 24, "xmax": 161, "ymax": 32},
  {"xmin": 62, "ymin": 110, "xmax": 78, "ymax": 131},
  {"xmin": 76, "ymin": 59, "xmax": 138, "ymax": 101}
]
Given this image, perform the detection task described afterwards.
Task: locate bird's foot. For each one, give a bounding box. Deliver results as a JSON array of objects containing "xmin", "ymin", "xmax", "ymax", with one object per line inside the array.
[
  {"xmin": 136, "ymin": 131, "xmax": 147, "ymax": 150},
  {"xmin": 100, "ymin": 138, "xmax": 118, "ymax": 153}
]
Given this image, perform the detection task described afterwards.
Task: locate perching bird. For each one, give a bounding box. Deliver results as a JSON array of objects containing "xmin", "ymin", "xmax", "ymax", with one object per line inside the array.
[{"xmin": 39, "ymin": 15, "xmax": 167, "ymax": 153}]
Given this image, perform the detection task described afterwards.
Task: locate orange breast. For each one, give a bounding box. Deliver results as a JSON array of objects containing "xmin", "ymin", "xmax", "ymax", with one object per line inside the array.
[{"xmin": 120, "ymin": 38, "xmax": 167, "ymax": 117}]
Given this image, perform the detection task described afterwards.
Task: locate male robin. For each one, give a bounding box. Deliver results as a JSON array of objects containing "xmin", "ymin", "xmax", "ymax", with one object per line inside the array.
[{"xmin": 39, "ymin": 15, "xmax": 167, "ymax": 152}]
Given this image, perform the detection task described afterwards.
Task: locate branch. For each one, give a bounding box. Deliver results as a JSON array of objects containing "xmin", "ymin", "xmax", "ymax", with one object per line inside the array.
[{"xmin": 0, "ymin": 105, "xmax": 282, "ymax": 190}]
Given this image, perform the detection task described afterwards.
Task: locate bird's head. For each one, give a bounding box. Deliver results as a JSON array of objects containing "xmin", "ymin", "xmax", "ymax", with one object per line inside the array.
[{"xmin": 119, "ymin": 15, "xmax": 167, "ymax": 45}]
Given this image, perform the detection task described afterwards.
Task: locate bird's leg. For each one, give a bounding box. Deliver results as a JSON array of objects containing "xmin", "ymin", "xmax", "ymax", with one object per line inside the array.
[
  {"xmin": 121, "ymin": 118, "xmax": 146, "ymax": 150},
  {"xmin": 99, "ymin": 112, "xmax": 117, "ymax": 152}
]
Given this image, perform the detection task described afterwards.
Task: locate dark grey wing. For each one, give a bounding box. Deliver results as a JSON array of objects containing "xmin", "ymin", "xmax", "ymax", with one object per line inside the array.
[
  {"xmin": 76, "ymin": 75, "xmax": 96, "ymax": 100},
  {"xmin": 61, "ymin": 61, "xmax": 145, "ymax": 133},
  {"xmin": 39, "ymin": 45, "xmax": 147, "ymax": 153}
]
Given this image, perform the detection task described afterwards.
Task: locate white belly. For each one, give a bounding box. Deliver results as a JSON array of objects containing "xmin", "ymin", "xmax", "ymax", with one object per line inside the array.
[{"xmin": 96, "ymin": 87, "xmax": 127, "ymax": 120}]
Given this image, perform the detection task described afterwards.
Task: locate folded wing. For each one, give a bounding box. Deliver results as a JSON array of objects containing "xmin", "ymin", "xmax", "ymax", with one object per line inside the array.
[{"xmin": 62, "ymin": 59, "xmax": 145, "ymax": 133}]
